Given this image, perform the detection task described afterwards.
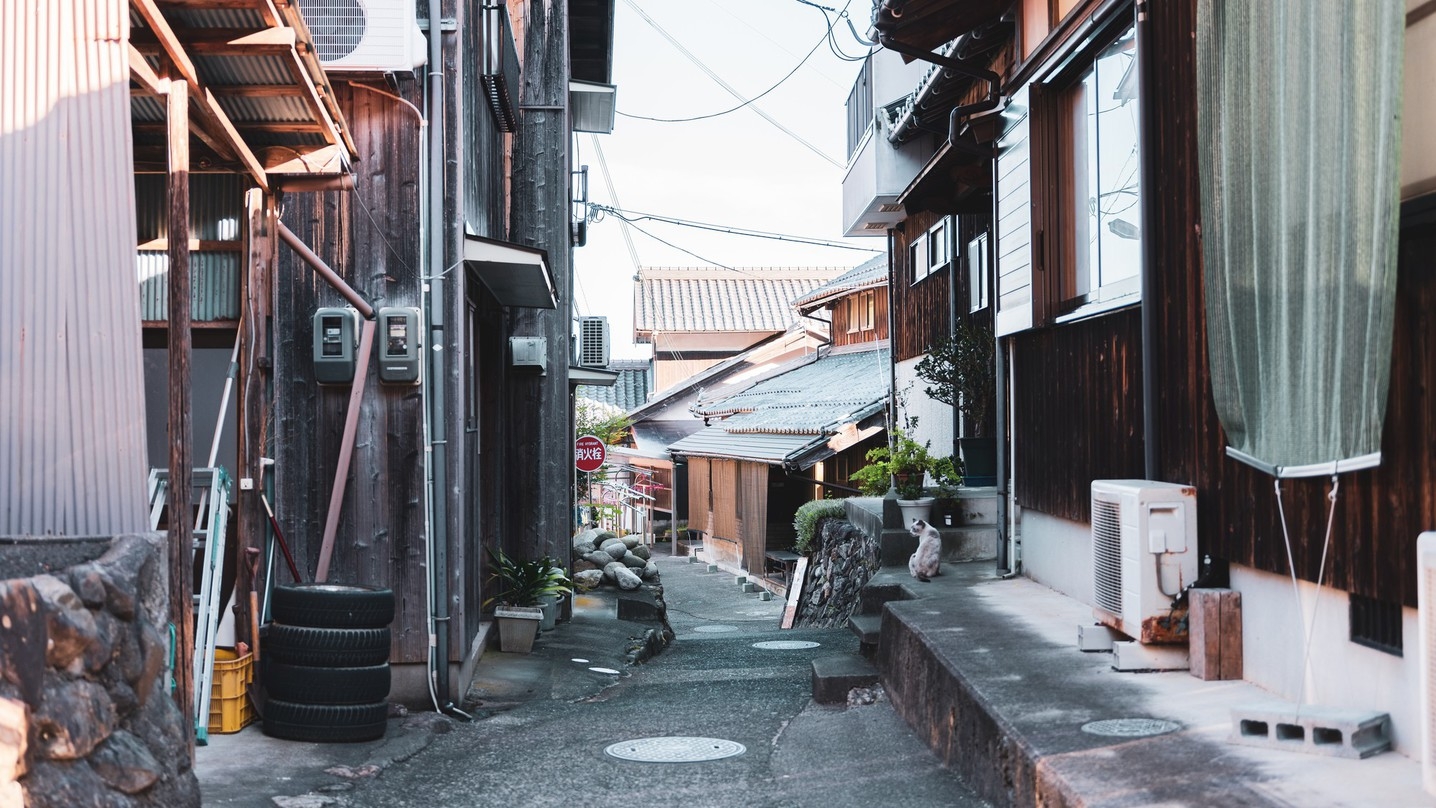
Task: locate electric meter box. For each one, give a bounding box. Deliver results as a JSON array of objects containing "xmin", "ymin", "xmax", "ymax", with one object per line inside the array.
[
  {"xmin": 312, "ymin": 307, "xmax": 361, "ymax": 385},
  {"xmin": 378, "ymin": 307, "xmax": 423, "ymax": 385}
]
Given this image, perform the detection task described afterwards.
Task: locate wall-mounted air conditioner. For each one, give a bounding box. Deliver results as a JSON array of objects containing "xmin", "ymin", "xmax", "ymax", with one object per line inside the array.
[
  {"xmin": 296, "ymin": 0, "xmax": 426, "ymax": 73},
  {"xmin": 1418, "ymin": 532, "xmax": 1436, "ymax": 796},
  {"xmin": 577, "ymin": 316, "xmax": 610, "ymax": 368},
  {"xmin": 1090, "ymin": 480, "xmax": 1198, "ymax": 644}
]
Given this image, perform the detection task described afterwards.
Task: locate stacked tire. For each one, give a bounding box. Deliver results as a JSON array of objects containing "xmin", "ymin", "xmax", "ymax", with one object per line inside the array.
[{"xmin": 262, "ymin": 583, "xmax": 394, "ymax": 743}]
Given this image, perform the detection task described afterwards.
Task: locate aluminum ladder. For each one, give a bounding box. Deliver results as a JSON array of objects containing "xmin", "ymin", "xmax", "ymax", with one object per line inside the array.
[{"xmin": 147, "ymin": 467, "xmax": 231, "ymax": 744}]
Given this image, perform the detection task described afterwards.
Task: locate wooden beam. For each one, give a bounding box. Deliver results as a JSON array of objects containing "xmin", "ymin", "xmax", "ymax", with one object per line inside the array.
[
  {"xmin": 137, "ymin": 238, "xmax": 243, "ymax": 252},
  {"xmin": 132, "ymin": 27, "xmax": 298, "ymax": 57},
  {"xmin": 272, "ymin": 1, "xmax": 357, "ymax": 157},
  {"xmin": 261, "ymin": 143, "xmax": 347, "ymax": 176},
  {"xmin": 275, "ymin": 48, "xmax": 346, "ymax": 148},
  {"xmin": 130, "ymin": 0, "xmax": 199, "ymax": 84},
  {"xmin": 128, "ymin": 44, "xmax": 169, "ymax": 96},
  {"xmin": 165, "ymin": 77, "xmax": 196, "ymax": 758},
  {"xmin": 193, "ymin": 87, "xmax": 268, "ymax": 190},
  {"xmin": 209, "ymin": 84, "xmax": 306, "ymax": 98}
]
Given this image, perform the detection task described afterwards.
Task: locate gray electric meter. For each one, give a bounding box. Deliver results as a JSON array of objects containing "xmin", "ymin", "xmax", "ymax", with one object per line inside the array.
[
  {"xmin": 378, "ymin": 307, "xmax": 423, "ymax": 385},
  {"xmin": 312, "ymin": 307, "xmax": 360, "ymax": 385}
]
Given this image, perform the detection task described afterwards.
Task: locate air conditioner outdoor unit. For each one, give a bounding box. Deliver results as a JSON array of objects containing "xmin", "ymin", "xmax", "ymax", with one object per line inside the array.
[
  {"xmin": 296, "ymin": 0, "xmax": 426, "ymax": 73},
  {"xmin": 1417, "ymin": 532, "xmax": 1436, "ymax": 796},
  {"xmin": 1090, "ymin": 479, "xmax": 1198, "ymax": 644},
  {"xmin": 577, "ymin": 316, "xmax": 610, "ymax": 368}
]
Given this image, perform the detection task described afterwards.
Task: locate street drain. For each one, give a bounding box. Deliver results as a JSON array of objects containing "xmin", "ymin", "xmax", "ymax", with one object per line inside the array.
[
  {"xmin": 1081, "ymin": 718, "xmax": 1182, "ymax": 738},
  {"xmin": 693, "ymin": 625, "xmax": 738, "ymax": 633},
  {"xmin": 604, "ymin": 737, "xmax": 746, "ymax": 763},
  {"xmin": 752, "ymin": 640, "xmax": 820, "ymax": 650},
  {"xmin": 588, "ymin": 667, "xmax": 621, "ymax": 675}
]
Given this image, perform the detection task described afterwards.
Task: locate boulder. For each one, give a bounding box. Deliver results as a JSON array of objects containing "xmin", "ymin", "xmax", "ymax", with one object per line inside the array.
[
  {"xmin": 630, "ymin": 544, "xmax": 651, "ymax": 561},
  {"xmin": 572, "ymin": 528, "xmax": 604, "ymax": 549},
  {"xmin": 573, "ymin": 570, "xmax": 604, "ymax": 591},
  {"xmin": 620, "ymin": 536, "xmax": 640, "ymax": 550},
  {"xmin": 89, "ymin": 730, "xmax": 160, "ymax": 795},
  {"xmin": 601, "ymin": 541, "xmax": 627, "ymax": 560},
  {"xmin": 584, "ymin": 551, "xmax": 614, "ymax": 567},
  {"xmin": 30, "ymin": 575, "xmax": 98, "ymax": 670},
  {"xmin": 640, "ymin": 562, "xmax": 659, "ymax": 580},
  {"xmin": 32, "ymin": 677, "xmax": 115, "ymax": 760},
  {"xmin": 604, "ymin": 562, "xmax": 642, "ymax": 591},
  {"xmin": 621, "ymin": 553, "xmax": 646, "ymax": 569}
]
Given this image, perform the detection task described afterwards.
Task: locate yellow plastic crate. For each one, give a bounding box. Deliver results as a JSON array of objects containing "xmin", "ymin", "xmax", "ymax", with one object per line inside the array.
[{"xmin": 207, "ymin": 649, "xmax": 254, "ymax": 733}]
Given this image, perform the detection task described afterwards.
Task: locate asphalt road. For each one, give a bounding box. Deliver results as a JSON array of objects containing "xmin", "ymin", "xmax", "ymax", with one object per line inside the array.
[{"xmin": 199, "ymin": 553, "xmax": 989, "ymax": 808}]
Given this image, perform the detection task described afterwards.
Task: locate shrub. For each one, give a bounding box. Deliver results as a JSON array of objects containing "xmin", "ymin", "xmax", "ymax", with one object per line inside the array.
[{"xmin": 793, "ymin": 499, "xmax": 848, "ymax": 555}]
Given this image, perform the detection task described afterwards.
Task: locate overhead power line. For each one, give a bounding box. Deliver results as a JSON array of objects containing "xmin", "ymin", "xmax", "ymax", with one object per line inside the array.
[
  {"xmin": 618, "ymin": 0, "xmax": 844, "ymax": 168},
  {"xmin": 588, "ymin": 203, "xmax": 882, "ymax": 253}
]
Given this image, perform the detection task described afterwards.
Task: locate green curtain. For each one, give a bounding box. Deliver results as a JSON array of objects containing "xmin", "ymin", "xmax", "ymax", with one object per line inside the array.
[{"xmin": 1196, "ymin": 0, "xmax": 1404, "ymax": 478}]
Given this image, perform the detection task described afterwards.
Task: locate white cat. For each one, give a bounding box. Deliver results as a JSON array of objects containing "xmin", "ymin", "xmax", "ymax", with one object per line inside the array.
[{"xmin": 908, "ymin": 518, "xmax": 941, "ymax": 582}]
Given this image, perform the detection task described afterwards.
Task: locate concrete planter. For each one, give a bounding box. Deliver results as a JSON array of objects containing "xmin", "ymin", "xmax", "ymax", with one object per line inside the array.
[
  {"xmin": 896, "ymin": 497, "xmax": 935, "ymax": 528},
  {"xmin": 494, "ymin": 606, "xmax": 542, "ymax": 653}
]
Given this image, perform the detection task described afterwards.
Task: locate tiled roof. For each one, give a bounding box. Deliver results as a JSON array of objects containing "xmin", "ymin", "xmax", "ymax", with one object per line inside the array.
[
  {"xmin": 669, "ymin": 347, "xmax": 890, "ymax": 466},
  {"xmin": 791, "ymin": 254, "xmax": 888, "ymax": 311},
  {"xmin": 632, "ymin": 267, "xmax": 846, "ymax": 335},
  {"xmin": 576, "ymin": 359, "xmax": 651, "ymax": 411}
]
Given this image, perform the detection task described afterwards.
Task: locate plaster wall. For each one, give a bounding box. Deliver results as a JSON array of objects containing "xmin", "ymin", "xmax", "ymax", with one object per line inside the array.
[
  {"xmin": 1230, "ymin": 563, "xmax": 1420, "ymax": 755},
  {"xmin": 1016, "ymin": 509, "xmax": 1094, "ymax": 607},
  {"xmin": 895, "ymin": 357, "xmax": 956, "ymax": 461}
]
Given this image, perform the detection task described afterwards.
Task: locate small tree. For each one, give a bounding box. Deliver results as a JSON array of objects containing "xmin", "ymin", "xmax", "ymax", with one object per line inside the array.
[
  {"xmin": 915, "ymin": 319, "xmax": 996, "ymax": 437},
  {"xmin": 574, "ymin": 398, "xmax": 632, "ymax": 501}
]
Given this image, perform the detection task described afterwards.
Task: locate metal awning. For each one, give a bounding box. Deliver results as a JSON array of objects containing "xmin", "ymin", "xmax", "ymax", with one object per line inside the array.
[
  {"xmin": 464, "ymin": 235, "xmax": 558, "ymax": 309},
  {"xmin": 569, "ymin": 366, "xmax": 619, "ymax": 386}
]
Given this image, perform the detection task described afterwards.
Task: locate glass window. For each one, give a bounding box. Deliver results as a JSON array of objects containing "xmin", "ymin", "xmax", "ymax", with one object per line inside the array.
[
  {"xmin": 1058, "ymin": 25, "xmax": 1141, "ymax": 309},
  {"xmin": 909, "ymin": 233, "xmax": 929, "ymax": 284},
  {"xmin": 928, "ymin": 218, "xmax": 951, "ymax": 276},
  {"xmin": 968, "ymin": 232, "xmax": 989, "ymax": 313}
]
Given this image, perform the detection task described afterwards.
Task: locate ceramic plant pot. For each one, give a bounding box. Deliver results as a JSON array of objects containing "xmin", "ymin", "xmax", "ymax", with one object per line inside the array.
[{"xmin": 495, "ymin": 606, "xmax": 542, "ymax": 653}]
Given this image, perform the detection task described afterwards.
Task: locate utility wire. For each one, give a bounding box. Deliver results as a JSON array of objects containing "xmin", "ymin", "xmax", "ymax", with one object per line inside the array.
[
  {"xmin": 618, "ymin": 0, "xmax": 843, "ymax": 168},
  {"xmin": 589, "ymin": 136, "xmax": 643, "ymax": 272},
  {"xmin": 589, "ymin": 203, "xmax": 881, "ymax": 253},
  {"xmin": 621, "ymin": 219, "xmax": 741, "ymax": 271}
]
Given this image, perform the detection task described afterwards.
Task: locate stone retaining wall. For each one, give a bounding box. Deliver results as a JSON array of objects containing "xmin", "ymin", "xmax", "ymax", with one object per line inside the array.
[
  {"xmin": 0, "ymin": 533, "xmax": 200, "ymax": 807},
  {"xmin": 793, "ymin": 518, "xmax": 880, "ymax": 628}
]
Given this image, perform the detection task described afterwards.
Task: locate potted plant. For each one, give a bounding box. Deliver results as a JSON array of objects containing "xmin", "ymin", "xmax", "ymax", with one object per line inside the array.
[
  {"xmin": 535, "ymin": 557, "xmax": 571, "ymax": 632},
  {"xmin": 485, "ymin": 549, "xmax": 572, "ymax": 653},
  {"xmin": 915, "ymin": 318, "xmax": 997, "ymax": 486},
  {"xmin": 849, "ymin": 419, "xmax": 956, "ymax": 526}
]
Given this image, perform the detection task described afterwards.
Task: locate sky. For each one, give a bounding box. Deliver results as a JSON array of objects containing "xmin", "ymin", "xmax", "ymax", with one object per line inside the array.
[{"xmin": 570, "ymin": 0, "xmax": 887, "ymax": 359}]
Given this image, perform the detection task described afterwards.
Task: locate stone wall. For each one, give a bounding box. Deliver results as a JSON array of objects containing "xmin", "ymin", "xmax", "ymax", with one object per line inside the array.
[
  {"xmin": 793, "ymin": 519, "xmax": 880, "ymax": 628},
  {"xmin": 0, "ymin": 534, "xmax": 200, "ymax": 807}
]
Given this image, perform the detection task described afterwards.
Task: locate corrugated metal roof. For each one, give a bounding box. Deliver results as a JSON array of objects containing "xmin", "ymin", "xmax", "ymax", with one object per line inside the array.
[
  {"xmin": 669, "ymin": 347, "xmax": 891, "ymax": 466},
  {"xmin": 632, "ymin": 266, "xmax": 846, "ymax": 335},
  {"xmin": 791, "ymin": 254, "xmax": 889, "ymax": 311},
  {"xmin": 576, "ymin": 359, "xmax": 652, "ymax": 411}
]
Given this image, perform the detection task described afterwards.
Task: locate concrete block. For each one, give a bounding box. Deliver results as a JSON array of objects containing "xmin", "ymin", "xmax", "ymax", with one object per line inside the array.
[
  {"xmin": 741, "ymin": 582, "xmax": 759, "ymax": 593},
  {"xmin": 734, "ymin": 575, "xmax": 747, "ymax": 586},
  {"xmin": 1077, "ymin": 623, "xmax": 1123, "ymax": 652},
  {"xmin": 812, "ymin": 655, "xmax": 879, "ymax": 704},
  {"xmin": 1111, "ymin": 641, "xmax": 1189, "ymax": 671},
  {"xmin": 759, "ymin": 590, "xmax": 773, "ymax": 602},
  {"xmin": 706, "ymin": 564, "xmax": 718, "ymax": 573},
  {"xmin": 1190, "ymin": 588, "xmax": 1243, "ymax": 681},
  {"xmin": 849, "ymin": 614, "xmax": 882, "ymax": 657},
  {"xmin": 1229, "ymin": 702, "xmax": 1391, "ymax": 759}
]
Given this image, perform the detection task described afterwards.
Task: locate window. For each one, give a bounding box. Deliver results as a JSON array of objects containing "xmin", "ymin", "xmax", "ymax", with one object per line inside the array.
[
  {"xmin": 928, "ymin": 218, "xmax": 951, "ymax": 277},
  {"xmin": 1349, "ymin": 593, "xmax": 1402, "ymax": 657},
  {"xmin": 909, "ymin": 232, "xmax": 929, "ymax": 285},
  {"xmin": 968, "ymin": 233, "xmax": 989, "ymax": 313},
  {"xmin": 1057, "ymin": 25, "xmax": 1141, "ymax": 311}
]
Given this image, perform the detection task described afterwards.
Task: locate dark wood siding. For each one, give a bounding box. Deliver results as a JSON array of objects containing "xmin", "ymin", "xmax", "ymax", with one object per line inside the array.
[
  {"xmin": 830, "ymin": 287, "xmax": 889, "ymax": 347},
  {"xmin": 893, "ymin": 212, "xmax": 991, "ymax": 361},
  {"xmin": 1012, "ymin": 308, "xmax": 1144, "ymax": 521}
]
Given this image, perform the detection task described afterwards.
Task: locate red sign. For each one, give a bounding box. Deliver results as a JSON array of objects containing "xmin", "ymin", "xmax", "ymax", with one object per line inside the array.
[{"xmin": 574, "ymin": 435, "xmax": 607, "ymax": 473}]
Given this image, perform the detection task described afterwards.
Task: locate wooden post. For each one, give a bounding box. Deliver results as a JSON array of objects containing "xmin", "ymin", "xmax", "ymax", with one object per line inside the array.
[
  {"xmin": 1189, "ymin": 588, "xmax": 1243, "ymax": 681},
  {"xmin": 166, "ymin": 78, "xmax": 196, "ymax": 756},
  {"xmin": 234, "ymin": 189, "xmax": 274, "ymax": 646}
]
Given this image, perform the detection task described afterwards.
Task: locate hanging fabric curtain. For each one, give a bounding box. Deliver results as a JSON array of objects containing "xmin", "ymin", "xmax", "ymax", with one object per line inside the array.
[{"xmin": 1195, "ymin": 0, "xmax": 1404, "ymax": 478}]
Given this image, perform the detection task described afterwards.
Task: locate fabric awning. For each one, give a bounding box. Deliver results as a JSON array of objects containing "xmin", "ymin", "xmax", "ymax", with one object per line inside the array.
[{"xmin": 464, "ymin": 234, "xmax": 558, "ymax": 309}]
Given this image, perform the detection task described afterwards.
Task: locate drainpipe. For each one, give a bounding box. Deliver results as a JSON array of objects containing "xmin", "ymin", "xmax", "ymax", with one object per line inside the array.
[
  {"xmin": 990, "ymin": 160, "xmax": 1011, "ymax": 575},
  {"xmin": 1136, "ymin": 0, "xmax": 1159, "ymax": 480},
  {"xmin": 425, "ymin": 0, "xmax": 451, "ymax": 709}
]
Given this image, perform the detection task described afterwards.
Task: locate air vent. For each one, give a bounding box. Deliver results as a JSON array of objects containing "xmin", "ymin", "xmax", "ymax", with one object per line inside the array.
[
  {"xmin": 295, "ymin": 0, "xmax": 426, "ymax": 73},
  {"xmin": 862, "ymin": 222, "xmax": 887, "ymax": 231},
  {"xmin": 878, "ymin": 203, "xmax": 904, "ymax": 213},
  {"xmin": 577, "ymin": 316, "xmax": 610, "ymax": 368},
  {"xmin": 301, "ymin": 0, "xmax": 365, "ymax": 61}
]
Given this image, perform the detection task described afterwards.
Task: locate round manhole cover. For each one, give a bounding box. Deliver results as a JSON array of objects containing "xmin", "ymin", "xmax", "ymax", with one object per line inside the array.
[
  {"xmin": 604, "ymin": 737, "xmax": 746, "ymax": 763},
  {"xmin": 1081, "ymin": 718, "xmax": 1182, "ymax": 738},
  {"xmin": 752, "ymin": 640, "xmax": 820, "ymax": 650},
  {"xmin": 693, "ymin": 625, "xmax": 739, "ymax": 633}
]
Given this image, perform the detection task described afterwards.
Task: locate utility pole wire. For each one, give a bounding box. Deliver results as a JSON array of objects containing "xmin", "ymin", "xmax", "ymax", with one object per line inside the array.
[
  {"xmin": 589, "ymin": 136, "xmax": 643, "ymax": 272},
  {"xmin": 589, "ymin": 203, "xmax": 881, "ymax": 253},
  {"xmin": 619, "ymin": 0, "xmax": 843, "ymax": 168}
]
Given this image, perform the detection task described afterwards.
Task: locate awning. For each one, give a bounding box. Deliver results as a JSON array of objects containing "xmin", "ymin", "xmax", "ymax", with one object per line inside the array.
[
  {"xmin": 464, "ymin": 234, "xmax": 558, "ymax": 309},
  {"xmin": 571, "ymin": 81, "xmax": 616, "ymax": 134},
  {"xmin": 569, "ymin": 366, "xmax": 619, "ymax": 386}
]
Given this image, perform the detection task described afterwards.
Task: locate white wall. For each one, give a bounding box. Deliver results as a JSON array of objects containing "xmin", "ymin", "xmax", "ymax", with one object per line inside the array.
[
  {"xmin": 1017, "ymin": 509, "xmax": 1094, "ymax": 606},
  {"xmin": 895, "ymin": 357, "xmax": 956, "ymax": 460},
  {"xmin": 1231, "ymin": 563, "xmax": 1421, "ymax": 755},
  {"xmin": 1403, "ymin": 1, "xmax": 1436, "ymax": 199}
]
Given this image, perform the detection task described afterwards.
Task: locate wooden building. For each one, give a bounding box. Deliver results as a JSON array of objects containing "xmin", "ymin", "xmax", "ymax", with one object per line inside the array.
[{"xmin": 859, "ymin": 0, "xmax": 1436, "ymax": 755}]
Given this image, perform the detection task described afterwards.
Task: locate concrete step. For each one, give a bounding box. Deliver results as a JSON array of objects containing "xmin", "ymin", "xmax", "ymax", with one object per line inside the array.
[
  {"xmin": 811, "ymin": 654, "xmax": 880, "ymax": 704},
  {"xmin": 848, "ymin": 613, "xmax": 882, "ymax": 657}
]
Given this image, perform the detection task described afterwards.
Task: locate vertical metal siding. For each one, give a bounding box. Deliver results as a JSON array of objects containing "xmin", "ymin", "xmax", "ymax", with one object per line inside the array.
[
  {"xmin": 135, "ymin": 174, "xmax": 244, "ymax": 321},
  {"xmin": 0, "ymin": 0, "xmax": 149, "ymax": 535}
]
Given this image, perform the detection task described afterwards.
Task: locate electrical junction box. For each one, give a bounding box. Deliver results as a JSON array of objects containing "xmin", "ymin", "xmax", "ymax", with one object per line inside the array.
[
  {"xmin": 312, "ymin": 307, "xmax": 361, "ymax": 385},
  {"xmin": 509, "ymin": 336, "xmax": 547, "ymax": 374},
  {"xmin": 377, "ymin": 307, "xmax": 422, "ymax": 385}
]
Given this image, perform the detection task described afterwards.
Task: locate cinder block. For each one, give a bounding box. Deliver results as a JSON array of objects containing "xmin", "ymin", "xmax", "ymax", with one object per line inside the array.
[
  {"xmin": 812, "ymin": 655, "xmax": 879, "ymax": 704},
  {"xmin": 1112, "ymin": 641, "xmax": 1189, "ymax": 671},
  {"xmin": 1077, "ymin": 623, "xmax": 1124, "ymax": 652},
  {"xmin": 759, "ymin": 590, "xmax": 773, "ymax": 602},
  {"xmin": 1190, "ymin": 588, "xmax": 1242, "ymax": 681},
  {"xmin": 1229, "ymin": 702, "xmax": 1390, "ymax": 759},
  {"xmin": 741, "ymin": 582, "xmax": 759, "ymax": 593},
  {"xmin": 735, "ymin": 575, "xmax": 747, "ymax": 586}
]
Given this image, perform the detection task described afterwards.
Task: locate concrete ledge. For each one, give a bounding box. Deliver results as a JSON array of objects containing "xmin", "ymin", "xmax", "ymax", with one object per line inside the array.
[
  {"xmin": 1229, "ymin": 703, "xmax": 1391, "ymax": 759},
  {"xmin": 811, "ymin": 654, "xmax": 879, "ymax": 704},
  {"xmin": 848, "ymin": 614, "xmax": 882, "ymax": 648}
]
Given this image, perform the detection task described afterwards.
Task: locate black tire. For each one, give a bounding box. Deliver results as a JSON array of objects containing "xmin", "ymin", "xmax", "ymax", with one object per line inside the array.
[
  {"xmin": 266, "ymin": 623, "xmax": 390, "ymax": 667},
  {"xmin": 265, "ymin": 661, "xmax": 391, "ymax": 705},
  {"xmin": 271, "ymin": 583, "xmax": 395, "ymax": 629},
  {"xmin": 262, "ymin": 699, "xmax": 388, "ymax": 743}
]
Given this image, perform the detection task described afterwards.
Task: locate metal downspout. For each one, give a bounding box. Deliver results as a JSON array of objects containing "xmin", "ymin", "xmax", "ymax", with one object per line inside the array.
[
  {"xmin": 1136, "ymin": 0, "xmax": 1159, "ymax": 479},
  {"xmin": 991, "ymin": 159, "xmax": 1011, "ymax": 575},
  {"xmin": 426, "ymin": 0, "xmax": 451, "ymax": 708}
]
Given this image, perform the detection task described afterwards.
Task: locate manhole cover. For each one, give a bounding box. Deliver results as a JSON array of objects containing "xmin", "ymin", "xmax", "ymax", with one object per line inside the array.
[
  {"xmin": 752, "ymin": 640, "xmax": 820, "ymax": 650},
  {"xmin": 1081, "ymin": 718, "xmax": 1182, "ymax": 737},
  {"xmin": 604, "ymin": 737, "xmax": 746, "ymax": 763},
  {"xmin": 693, "ymin": 625, "xmax": 739, "ymax": 633}
]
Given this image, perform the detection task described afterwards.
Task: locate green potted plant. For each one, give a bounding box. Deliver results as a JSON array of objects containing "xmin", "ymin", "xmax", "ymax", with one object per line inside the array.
[
  {"xmin": 485, "ymin": 549, "xmax": 572, "ymax": 653},
  {"xmin": 915, "ymin": 318, "xmax": 997, "ymax": 486},
  {"xmin": 849, "ymin": 418, "xmax": 955, "ymax": 525}
]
